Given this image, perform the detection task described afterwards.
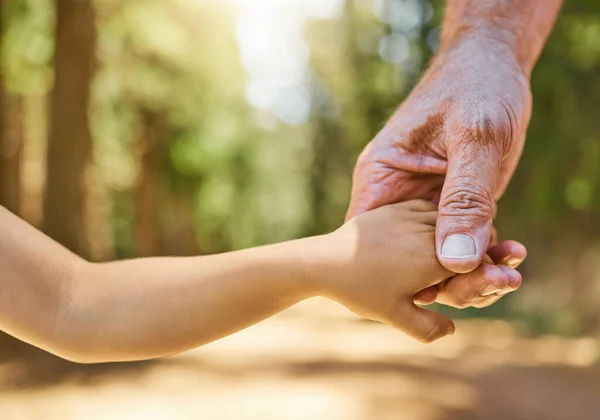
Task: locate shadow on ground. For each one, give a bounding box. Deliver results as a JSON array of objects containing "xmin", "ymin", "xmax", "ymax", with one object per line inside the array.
[{"xmin": 0, "ymin": 308, "xmax": 599, "ymax": 420}]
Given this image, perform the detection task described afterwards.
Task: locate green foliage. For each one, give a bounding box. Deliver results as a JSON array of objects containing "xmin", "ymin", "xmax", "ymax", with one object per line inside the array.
[
  {"xmin": 3, "ymin": 0, "xmax": 53, "ymax": 95},
  {"xmin": 498, "ymin": 2, "xmax": 600, "ymax": 245}
]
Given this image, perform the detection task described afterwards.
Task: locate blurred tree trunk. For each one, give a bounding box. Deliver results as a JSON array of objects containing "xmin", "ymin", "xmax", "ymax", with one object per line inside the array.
[
  {"xmin": 0, "ymin": 95, "xmax": 24, "ymax": 215},
  {"xmin": 307, "ymin": 118, "xmax": 341, "ymax": 235},
  {"xmin": 133, "ymin": 110, "xmax": 166, "ymax": 257},
  {"xmin": 132, "ymin": 110, "xmax": 201, "ymax": 257},
  {"xmin": 305, "ymin": 0, "xmax": 370, "ymax": 235},
  {"xmin": 0, "ymin": 3, "xmax": 22, "ymax": 215},
  {"xmin": 43, "ymin": 0, "xmax": 96, "ymax": 258},
  {"xmin": 162, "ymin": 189, "xmax": 201, "ymax": 256},
  {"xmin": 0, "ymin": 0, "xmax": 22, "ymax": 361}
]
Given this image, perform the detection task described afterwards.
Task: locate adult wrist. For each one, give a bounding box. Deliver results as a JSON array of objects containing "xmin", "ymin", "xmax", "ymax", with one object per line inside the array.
[{"xmin": 439, "ymin": 25, "xmax": 533, "ymax": 78}]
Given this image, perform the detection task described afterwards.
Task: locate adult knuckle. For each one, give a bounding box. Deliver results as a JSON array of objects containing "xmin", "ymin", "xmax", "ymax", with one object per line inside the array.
[
  {"xmin": 439, "ymin": 181, "xmax": 494, "ymax": 220},
  {"xmin": 493, "ymin": 101, "xmax": 520, "ymax": 157},
  {"xmin": 452, "ymin": 98, "xmax": 518, "ymax": 154},
  {"xmin": 455, "ymin": 119, "xmax": 493, "ymax": 148}
]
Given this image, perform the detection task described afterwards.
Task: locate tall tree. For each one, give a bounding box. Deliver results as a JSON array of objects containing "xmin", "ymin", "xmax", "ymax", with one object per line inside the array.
[
  {"xmin": 0, "ymin": 0, "xmax": 22, "ymax": 215},
  {"xmin": 0, "ymin": 95, "xmax": 24, "ymax": 214},
  {"xmin": 43, "ymin": 0, "xmax": 96, "ymax": 257},
  {"xmin": 132, "ymin": 109, "xmax": 166, "ymax": 258},
  {"xmin": 131, "ymin": 108, "xmax": 202, "ymax": 258}
]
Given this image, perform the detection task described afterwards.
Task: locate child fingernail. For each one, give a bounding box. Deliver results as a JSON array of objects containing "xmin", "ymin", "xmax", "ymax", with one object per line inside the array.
[{"xmin": 441, "ymin": 234, "xmax": 476, "ymax": 258}]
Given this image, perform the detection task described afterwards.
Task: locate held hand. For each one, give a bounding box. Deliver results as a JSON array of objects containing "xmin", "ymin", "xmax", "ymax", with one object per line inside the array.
[
  {"xmin": 314, "ymin": 201, "xmax": 455, "ymax": 343},
  {"xmin": 347, "ymin": 35, "xmax": 531, "ymax": 307}
]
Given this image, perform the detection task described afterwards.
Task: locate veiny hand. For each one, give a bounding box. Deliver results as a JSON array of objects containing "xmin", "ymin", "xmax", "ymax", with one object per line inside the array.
[{"xmin": 347, "ymin": 34, "xmax": 531, "ymax": 308}]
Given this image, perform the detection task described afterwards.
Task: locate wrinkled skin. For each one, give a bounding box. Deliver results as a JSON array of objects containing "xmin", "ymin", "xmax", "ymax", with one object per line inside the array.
[{"xmin": 347, "ymin": 34, "xmax": 533, "ymax": 309}]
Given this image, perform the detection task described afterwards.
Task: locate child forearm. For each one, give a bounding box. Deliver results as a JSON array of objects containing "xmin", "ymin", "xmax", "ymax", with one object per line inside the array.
[
  {"xmin": 0, "ymin": 207, "xmax": 81, "ymax": 358},
  {"xmin": 58, "ymin": 240, "xmax": 319, "ymax": 363},
  {"xmin": 0, "ymin": 206, "xmax": 319, "ymax": 363}
]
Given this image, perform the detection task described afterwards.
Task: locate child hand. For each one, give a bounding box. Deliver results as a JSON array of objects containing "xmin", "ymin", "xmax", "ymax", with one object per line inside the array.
[{"xmin": 311, "ymin": 200, "xmax": 455, "ymax": 343}]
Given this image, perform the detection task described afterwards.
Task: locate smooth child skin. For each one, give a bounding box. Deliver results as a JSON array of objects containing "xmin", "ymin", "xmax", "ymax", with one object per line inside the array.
[{"xmin": 0, "ymin": 201, "xmax": 521, "ymax": 364}]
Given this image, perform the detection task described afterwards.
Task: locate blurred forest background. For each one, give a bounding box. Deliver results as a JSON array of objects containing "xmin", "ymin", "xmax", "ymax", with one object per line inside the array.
[{"xmin": 1, "ymin": 0, "xmax": 600, "ymax": 361}]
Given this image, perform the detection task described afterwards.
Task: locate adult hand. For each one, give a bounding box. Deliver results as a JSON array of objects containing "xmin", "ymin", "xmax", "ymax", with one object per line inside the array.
[
  {"xmin": 347, "ymin": 34, "xmax": 531, "ymax": 307},
  {"xmin": 413, "ymin": 240, "xmax": 527, "ymax": 309}
]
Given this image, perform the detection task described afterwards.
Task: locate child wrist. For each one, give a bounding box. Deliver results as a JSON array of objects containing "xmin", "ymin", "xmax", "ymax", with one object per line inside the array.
[{"xmin": 298, "ymin": 235, "xmax": 333, "ymax": 298}]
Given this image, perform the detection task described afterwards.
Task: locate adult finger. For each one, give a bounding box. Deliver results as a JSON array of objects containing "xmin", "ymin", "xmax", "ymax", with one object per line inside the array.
[
  {"xmin": 487, "ymin": 240, "xmax": 527, "ymax": 268},
  {"xmin": 434, "ymin": 263, "xmax": 518, "ymax": 309},
  {"xmin": 436, "ymin": 125, "xmax": 502, "ymax": 273}
]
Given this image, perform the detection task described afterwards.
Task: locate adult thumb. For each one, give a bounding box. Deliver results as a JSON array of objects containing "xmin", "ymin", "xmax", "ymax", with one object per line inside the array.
[{"xmin": 436, "ymin": 139, "xmax": 501, "ymax": 273}]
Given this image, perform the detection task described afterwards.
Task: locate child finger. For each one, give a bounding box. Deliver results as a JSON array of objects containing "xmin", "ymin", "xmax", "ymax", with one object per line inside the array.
[
  {"xmin": 390, "ymin": 303, "xmax": 455, "ymax": 343},
  {"xmin": 413, "ymin": 286, "xmax": 439, "ymax": 305}
]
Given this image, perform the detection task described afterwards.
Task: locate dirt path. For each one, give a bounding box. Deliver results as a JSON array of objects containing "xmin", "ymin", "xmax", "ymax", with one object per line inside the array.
[{"xmin": 0, "ymin": 299, "xmax": 599, "ymax": 420}]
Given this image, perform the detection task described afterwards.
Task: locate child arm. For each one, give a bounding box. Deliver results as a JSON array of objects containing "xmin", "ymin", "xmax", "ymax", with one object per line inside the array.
[
  {"xmin": 0, "ymin": 201, "xmax": 460, "ymax": 364},
  {"xmin": 0, "ymin": 206, "xmax": 321, "ymax": 363}
]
